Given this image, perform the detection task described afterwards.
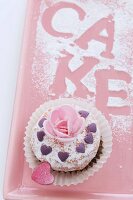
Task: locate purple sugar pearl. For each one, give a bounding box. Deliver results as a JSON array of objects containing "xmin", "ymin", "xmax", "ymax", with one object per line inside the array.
[
  {"xmin": 37, "ymin": 131, "xmax": 45, "ymax": 142},
  {"xmin": 84, "ymin": 133, "xmax": 93, "ymax": 144},
  {"xmin": 38, "ymin": 117, "xmax": 46, "ymax": 128},
  {"xmin": 58, "ymin": 152, "xmax": 69, "ymax": 162},
  {"xmin": 41, "ymin": 145, "xmax": 52, "ymax": 155},
  {"xmin": 86, "ymin": 123, "xmax": 97, "ymax": 133},
  {"xmin": 76, "ymin": 143, "xmax": 85, "ymax": 153},
  {"xmin": 79, "ymin": 110, "xmax": 89, "ymax": 119}
]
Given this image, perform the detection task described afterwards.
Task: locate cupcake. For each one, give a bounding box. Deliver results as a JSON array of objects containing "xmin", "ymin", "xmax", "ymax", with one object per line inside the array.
[{"xmin": 24, "ymin": 98, "xmax": 112, "ymax": 186}]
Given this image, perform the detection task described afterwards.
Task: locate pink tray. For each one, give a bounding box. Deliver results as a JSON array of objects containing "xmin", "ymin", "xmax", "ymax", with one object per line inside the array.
[{"xmin": 4, "ymin": 0, "xmax": 133, "ymax": 199}]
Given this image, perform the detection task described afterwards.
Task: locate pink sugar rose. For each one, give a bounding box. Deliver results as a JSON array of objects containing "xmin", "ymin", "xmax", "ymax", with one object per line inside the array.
[{"xmin": 43, "ymin": 105, "xmax": 85, "ymax": 142}]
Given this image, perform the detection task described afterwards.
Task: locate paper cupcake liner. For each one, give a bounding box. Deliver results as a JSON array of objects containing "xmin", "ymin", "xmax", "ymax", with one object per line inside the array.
[{"xmin": 24, "ymin": 98, "xmax": 112, "ymax": 186}]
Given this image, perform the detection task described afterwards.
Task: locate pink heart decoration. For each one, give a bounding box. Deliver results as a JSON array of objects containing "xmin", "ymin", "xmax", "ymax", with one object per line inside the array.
[{"xmin": 31, "ymin": 162, "xmax": 54, "ymax": 185}]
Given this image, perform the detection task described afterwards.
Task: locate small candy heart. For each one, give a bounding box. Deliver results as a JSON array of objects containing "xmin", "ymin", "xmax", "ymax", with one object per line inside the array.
[
  {"xmin": 41, "ymin": 145, "xmax": 52, "ymax": 155},
  {"xmin": 76, "ymin": 143, "xmax": 85, "ymax": 153},
  {"xmin": 86, "ymin": 123, "xmax": 97, "ymax": 133},
  {"xmin": 31, "ymin": 162, "xmax": 54, "ymax": 185},
  {"xmin": 38, "ymin": 117, "xmax": 46, "ymax": 128},
  {"xmin": 79, "ymin": 110, "xmax": 89, "ymax": 119},
  {"xmin": 58, "ymin": 151, "xmax": 69, "ymax": 162},
  {"xmin": 84, "ymin": 133, "xmax": 93, "ymax": 144},
  {"xmin": 37, "ymin": 131, "xmax": 45, "ymax": 141}
]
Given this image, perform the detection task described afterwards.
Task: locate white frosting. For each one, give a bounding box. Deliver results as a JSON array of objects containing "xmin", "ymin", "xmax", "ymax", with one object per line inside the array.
[{"xmin": 30, "ymin": 104, "xmax": 101, "ymax": 172}]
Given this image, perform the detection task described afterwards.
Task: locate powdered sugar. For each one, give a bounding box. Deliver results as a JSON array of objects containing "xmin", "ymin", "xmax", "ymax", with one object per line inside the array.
[
  {"xmin": 32, "ymin": 0, "xmax": 133, "ymax": 141},
  {"xmin": 110, "ymin": 114, "xmax": 133, "ymax": 142}
]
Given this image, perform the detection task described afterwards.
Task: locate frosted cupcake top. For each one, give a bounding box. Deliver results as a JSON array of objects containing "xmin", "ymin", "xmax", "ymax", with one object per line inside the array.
[{"xmin": 30, "ymin": 100, "xmax": 101, "ymax": 172}]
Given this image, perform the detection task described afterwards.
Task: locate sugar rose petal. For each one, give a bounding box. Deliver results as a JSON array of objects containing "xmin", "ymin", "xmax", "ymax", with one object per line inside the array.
[
  {"xmin": 56, "ymin": 120, "xmax": 68, "ymax": 134},
  {"xmin": 59, "ymin": 105, "xmax": 78, "ymax": 121},
  {"xmin": 53, "ymin": 126, "xmax": 70, "ymax": 138},
  {"xmin": 43, "ymin": 120, "xmax": 55, "ymax": 136},
  {"xmin": 50, "ymin": 110, "xmax": 61, "ymax": 125},
  {"xmin": 71, "ymin": 117, "xmax": 84, "ymax": 136}
]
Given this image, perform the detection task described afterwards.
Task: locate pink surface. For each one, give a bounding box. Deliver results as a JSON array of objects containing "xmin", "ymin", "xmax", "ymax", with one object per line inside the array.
[{"xmin": 4, "ymin": 0, "xmax": 133, "ymax": 199}]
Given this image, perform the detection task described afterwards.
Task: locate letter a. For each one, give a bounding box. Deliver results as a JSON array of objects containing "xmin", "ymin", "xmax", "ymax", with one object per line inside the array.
[{"xmin": 75, "ymin": 15, "xmax": 114, "ymax": 58}]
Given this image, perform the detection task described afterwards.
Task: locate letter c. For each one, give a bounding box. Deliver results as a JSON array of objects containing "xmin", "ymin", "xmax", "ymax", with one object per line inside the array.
[{"xmin": 42, "ymin": 2, "xmax": 86, "ymax": 38}]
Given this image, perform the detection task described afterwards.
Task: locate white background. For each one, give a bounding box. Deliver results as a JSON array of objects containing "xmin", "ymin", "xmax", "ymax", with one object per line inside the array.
[{"xmin": 0, "ymin": 0, "xmax": 27, "ymax": 199}]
